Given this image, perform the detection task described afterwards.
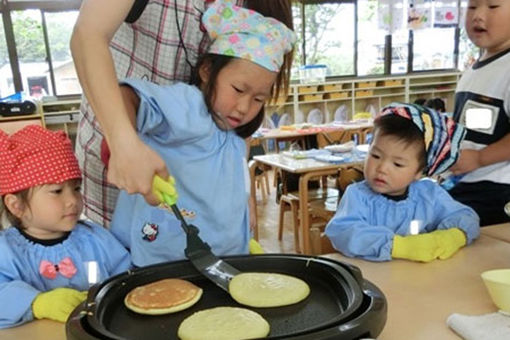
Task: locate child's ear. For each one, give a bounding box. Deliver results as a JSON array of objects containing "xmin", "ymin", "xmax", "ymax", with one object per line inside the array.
[
  {"xmin": 198, "ymin": 61, "xmax": 211, "ymax": 85},
  {"xmin": 3, "ymin": 194, "xmax": 25, "ymax": 218}
]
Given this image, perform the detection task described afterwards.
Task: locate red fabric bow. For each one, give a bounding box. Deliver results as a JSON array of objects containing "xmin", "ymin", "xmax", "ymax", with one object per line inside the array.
[{"xmin": 39, "ymin": 257, "xmax": 77, "ymax": 279}]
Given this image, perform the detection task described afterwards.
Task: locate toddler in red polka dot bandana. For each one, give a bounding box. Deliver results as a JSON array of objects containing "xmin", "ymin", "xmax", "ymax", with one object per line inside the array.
[
  {"xmin": 0, "ymin": 125, "xmax": 81, "ymax": 195},
  {"xmin": 0, "ymin": 126, "xmax": 132, "ymax": 328}
]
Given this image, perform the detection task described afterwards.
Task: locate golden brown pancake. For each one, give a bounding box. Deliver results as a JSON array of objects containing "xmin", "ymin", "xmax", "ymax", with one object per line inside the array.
[
  {"xmin": 177, "ymin": 306, "xmax": 270, "ymax": 340},
  {"xmin": 124, "ymin": 278, "xmax": 202, "ymax": 315},
  {"xmin": 229, "ymin": 272, "xmax": 310, "ymax": 308}
]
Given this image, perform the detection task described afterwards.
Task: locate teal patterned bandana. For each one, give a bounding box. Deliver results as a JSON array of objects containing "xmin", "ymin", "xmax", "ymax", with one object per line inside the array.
[
  {"xmin": 202, "ymin": 1, "xmax": 296, "ymax": 72},
  {"xmin": 378, "ymin": 102, "xmax": 466, "ymax": 177}
]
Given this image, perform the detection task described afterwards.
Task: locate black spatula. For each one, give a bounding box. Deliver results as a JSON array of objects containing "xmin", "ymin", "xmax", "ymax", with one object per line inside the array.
[{"xmin": 161, "ymin": 192, "xmax": 240, "ymax": 292}]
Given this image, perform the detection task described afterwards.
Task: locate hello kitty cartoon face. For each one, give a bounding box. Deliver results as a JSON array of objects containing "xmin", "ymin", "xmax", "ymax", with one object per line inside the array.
[{"xmin": 141, "ymin": 223, "xmax": 159, "ymax": 242}]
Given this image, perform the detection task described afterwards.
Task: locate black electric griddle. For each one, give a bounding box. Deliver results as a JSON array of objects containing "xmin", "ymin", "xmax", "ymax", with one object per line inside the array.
[{"xmin": 66, "ymin": 254, "xmax": 386, "ymax": 340}]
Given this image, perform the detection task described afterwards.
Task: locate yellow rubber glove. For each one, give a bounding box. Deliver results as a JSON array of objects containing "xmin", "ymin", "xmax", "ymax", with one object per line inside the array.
[
  {"xmin": 153, "ymin": 175, "xmax": 178, "ymax": 205},
  {"xmin": 249, "ymin": 238, "xmax": 264, "ymax": 254},
  {"xmin": 32, "ymin": 288, "xmax": 87, "ymax": 323},
  {"xmin": 430, "ymin": 228, "xmax": 467, "ymax": 260},
  {"xmin": 391, "ymin": 233, "xmax": 441, "ymax": 262}
]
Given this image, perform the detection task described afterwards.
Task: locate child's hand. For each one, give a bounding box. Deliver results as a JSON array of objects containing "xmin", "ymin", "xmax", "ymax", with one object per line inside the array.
[
  {"xmin": 449, "ymin": 149, "xmax": 481, "ymax": 175},
  {"xmin": 152, "ymin": 175, "xmax": 178, "ymax": 205},
  {"xmin": 391, "ymin": 233, "xmax": 441, "ymax": 262},
  {"xmin": 430, "ymin": 228, "xmax": 466, "ymax": 260},
  {"xmin": 32, "ymin": 288, "xmax": 88, "ymax": 322}
]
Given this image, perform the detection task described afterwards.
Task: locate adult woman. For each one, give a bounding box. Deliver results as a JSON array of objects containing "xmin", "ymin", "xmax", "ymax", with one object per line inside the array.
[{"xmin": 70, "ymin": 0, "xmax": 293, "ymax": 226}]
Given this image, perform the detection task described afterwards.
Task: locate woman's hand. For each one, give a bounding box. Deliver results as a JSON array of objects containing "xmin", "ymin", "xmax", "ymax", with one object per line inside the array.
[{"xmin": 107, "ymin": 132, "xmax": 168, "ymax": 206}]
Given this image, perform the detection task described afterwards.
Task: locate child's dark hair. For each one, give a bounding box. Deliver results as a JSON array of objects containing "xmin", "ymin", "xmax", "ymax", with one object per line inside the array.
[
  {"xmin": 191, "ymin": 54, "xmax": 264, "ymax": 139},
  {"xmin": 414, "ymin": 98, "xmax": 426, "ymax": 106},
  {"xmin": 373, "ymin": 114, "xmax": 427, "ymax": 172},
  {"xmin": 424, "ymin": 97, "xmax": 446, "ymax": 112}
]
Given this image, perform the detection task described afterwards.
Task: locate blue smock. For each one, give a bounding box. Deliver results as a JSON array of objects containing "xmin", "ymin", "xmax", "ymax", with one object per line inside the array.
[
  {"xmin": 0, "ymin": 222, "xmax": 131, "ymax": 328},
  {"xmin": 325, "ymin": 179, "xmax": 480, "ymax": 261}
]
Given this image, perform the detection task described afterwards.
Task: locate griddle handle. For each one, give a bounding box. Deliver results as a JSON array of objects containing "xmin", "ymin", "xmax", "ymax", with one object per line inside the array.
[{"xmin": 342, "ymin": 262, "xmax": 364, "ymax": 286}]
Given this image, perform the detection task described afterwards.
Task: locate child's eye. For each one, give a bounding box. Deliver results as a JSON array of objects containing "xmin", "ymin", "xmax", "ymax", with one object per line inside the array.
[
  {"xmin": 370, "ymin": 152, "xmax": 380, "ymax": 159},
  {"xmin": 254, "ymin": 97, "xmax": 265, "ymax": 103},
  {"xmin": 232, "ymin": 86, "xmax": 243, "ymax": 93},
  {"xmin": 52, "ymin": 188, "xmax": 63, "ymax": 194},
  {"xmin": 74, "ymin": 185, "xmax": 82, "ymax": 192},
  {"xmin": 394, "ymin": 162, "xmax": 404, "ymax": 168}
]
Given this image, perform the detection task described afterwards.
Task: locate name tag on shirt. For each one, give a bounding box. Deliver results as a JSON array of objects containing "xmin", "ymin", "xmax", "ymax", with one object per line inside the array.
[{"xmin": 459, "ymin": 99, "xmax": 499, "ymax": 134}]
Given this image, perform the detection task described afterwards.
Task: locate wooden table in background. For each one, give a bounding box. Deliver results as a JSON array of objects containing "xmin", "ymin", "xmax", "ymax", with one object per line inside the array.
[
  {"xmin": 253, "ymin": 153, "xmax": 363, "ymax": 254},
  {"xmin": 254, "ymin": 120, "xmax": 373, "ymax": 152}
]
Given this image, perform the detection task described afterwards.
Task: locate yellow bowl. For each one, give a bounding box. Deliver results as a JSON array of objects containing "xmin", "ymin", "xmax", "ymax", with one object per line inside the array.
[{"xmin": 481, "ymin": 269, "xmax": 510, "ymax": 312}]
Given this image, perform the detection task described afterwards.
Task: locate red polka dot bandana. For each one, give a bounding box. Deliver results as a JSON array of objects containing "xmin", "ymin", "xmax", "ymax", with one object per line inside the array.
[{"xmin": 0, "ymin": 125, "xmax": 82, "ymax": 195}]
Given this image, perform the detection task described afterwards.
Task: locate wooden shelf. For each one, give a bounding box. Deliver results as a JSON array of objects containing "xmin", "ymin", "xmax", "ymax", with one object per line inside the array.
[{"xmin": 265, "ymin": 71, "xmax": 460, "ymax": 124}]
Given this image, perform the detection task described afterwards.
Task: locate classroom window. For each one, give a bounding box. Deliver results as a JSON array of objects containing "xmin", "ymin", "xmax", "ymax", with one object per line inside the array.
[
  {"xmin": 12, "ymin": 10, "xmax": 50, "ymax": 99},
  {"xmin": 0, "ymin": 0, "xmax": 80, "ymax": 98},
  {"xmin": 357, "ymin": 0, "xmax": 386, "ymax": 76},
  {"xmin": 292, "ymin": 1, "xmax": 355, "ymax": 78},
  {"xmin": 413, "ymin": 27, "xmax": 456, "ymax": 71},
  {"xmin": 0, "ymin": 15, "xmax": 14, "ymax": 98},
  {"xmin": 0, "ymin": 0, "xmax": 481, "ymax": 93},
  {"xmin": 45, "ymin": 11, "xmax": 80, "ymax": 95},
  {"xmin": 458, "ymin": 0, "xmax": 479, "ymax": 71},
  {"xmin": 293, "ymin": 0, "xmax": 471, "ymax": 79}
]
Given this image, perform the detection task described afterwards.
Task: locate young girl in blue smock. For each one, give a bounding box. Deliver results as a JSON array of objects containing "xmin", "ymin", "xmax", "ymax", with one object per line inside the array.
[
  {"xmin": 325, "ymin": 103, "xmax": 480, "ymax": 262},
  {"xmin": 0, "ymin": 125, "xmax": 131, "ymax": 328},
  {"xmin": 108, "ymin": 2, "xmax": 296, "ymax": 267}
]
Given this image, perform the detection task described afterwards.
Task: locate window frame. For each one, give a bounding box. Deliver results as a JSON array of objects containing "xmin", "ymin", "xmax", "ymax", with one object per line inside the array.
[
  {"xmin": 0, "ymin": 0, "xmax": 471, "ymax": 95},
  {"xmin": 293, "ymin": 0, "xmax": 465, "ymax": 81},
  {"xmin": 0, "ymin": 0, "xmax": 81, "ymax": 98}
]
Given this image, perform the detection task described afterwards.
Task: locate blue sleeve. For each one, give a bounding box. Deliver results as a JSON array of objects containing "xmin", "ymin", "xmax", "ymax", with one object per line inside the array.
[
  {"xmin": 429, "ymin": 184, "xmax": 480, "ymax": 243},
  {"xmin": 0, "ymin": 237, "xmax": 39, "ymax": 328},
  {"xmin": 87, "ymin": 223, "xmax": 132, "ymax": 276},
  {"xmin": 121, "ymin": 79, "xmax": 213, "ymax": 144},
  {"xmin": 324, "ymin": 185, "xmax": 395, "ymax": 261}
]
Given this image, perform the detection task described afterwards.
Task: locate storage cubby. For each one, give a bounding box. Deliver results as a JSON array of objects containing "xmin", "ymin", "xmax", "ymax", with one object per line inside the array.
[{"xmin": 265, "ymin": 71, "xmax": 461, "ymax": 125}]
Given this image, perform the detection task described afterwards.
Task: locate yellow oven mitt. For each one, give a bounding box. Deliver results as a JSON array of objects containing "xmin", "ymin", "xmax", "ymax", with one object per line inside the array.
[
  {"xmin": 430, "ymin": 228, "xmax": 466, "ymax": 260},
  {"xmin": 32, "ymin": 288, "xmax": 87, "ymax": 322},
  {"xmin": 391, "ymin": 233, "xmax": 441, "ymax": 262},
  {"xmin": 249, "ymin": 238, "xmax": 265, "ymax": 254}
]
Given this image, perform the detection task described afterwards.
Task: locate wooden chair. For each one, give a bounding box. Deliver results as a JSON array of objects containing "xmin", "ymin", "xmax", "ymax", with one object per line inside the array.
[
  {"xmin": 248, "ymin": 141, "xmax": 271, "ymax": 202},
  {"xmin": 359, "ymin": 127, "xmax": 374, "ymax": 144},
  {"xmin": 278, "ymin": 187, "xmax": 339, "ymax": 253},
  {"xmin": 249, "ymin": 160, "xmax": 270, "ymax": 202},
  {"xmin": 338, "ymin": 166, "xmax": 365, "ymax": 195},
  {"xmin": 278, "ymin": 193, "xmax": 300, "ymax": 252},
  {"xmin": 316, "ymin": 129, "xmax": 354, "ymax": 148},
  {"xmin": 308, "ymin": 166, "xmax": 365, "ymax": 255}
]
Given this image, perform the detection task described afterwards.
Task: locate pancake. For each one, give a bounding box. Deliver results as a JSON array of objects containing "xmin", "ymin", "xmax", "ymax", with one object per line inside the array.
[
  {"xmin": 177, "ymin": 306, "xmax": 270, "ymax": 340},
  {"xmin": 124, "ymin": 278, "xmax": 202, "ymax": 315},
  {"xmin": 229, "ymin": 272, "xmax": 310, "ymax": 308}
]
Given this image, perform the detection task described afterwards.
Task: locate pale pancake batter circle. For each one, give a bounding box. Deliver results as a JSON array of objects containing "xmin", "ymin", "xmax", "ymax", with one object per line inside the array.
[
  {"xmin": 177, "ymin": 306, "xmax": 270, "ymax": 340},
  {"xmin": 124, "ymin": 278, "xmax": 202, "ymax": 315},
  {"xmin": 229, "ymin": 272, "xmax": 310, "ymax": 307}
]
